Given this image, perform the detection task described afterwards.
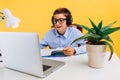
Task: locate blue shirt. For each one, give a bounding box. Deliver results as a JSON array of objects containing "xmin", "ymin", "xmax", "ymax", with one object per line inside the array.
[{"xmin": 40, "ymin": 27, "xmax": 86, "ymax": 55}]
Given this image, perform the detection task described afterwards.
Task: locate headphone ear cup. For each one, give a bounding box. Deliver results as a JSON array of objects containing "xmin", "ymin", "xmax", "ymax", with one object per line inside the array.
[
  {"xmin": 51, "ymin": 16, "xmax": 54, "ymax": 25},
  {"xmin": 66, "ymin": 15, "xmax": 73, "ymax": 25}
]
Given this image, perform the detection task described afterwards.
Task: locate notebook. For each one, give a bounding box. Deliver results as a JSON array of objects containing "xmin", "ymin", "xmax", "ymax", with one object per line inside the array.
[{"xmin": 0, "ymin": 32, "xmax": 65, "ymax": 78}]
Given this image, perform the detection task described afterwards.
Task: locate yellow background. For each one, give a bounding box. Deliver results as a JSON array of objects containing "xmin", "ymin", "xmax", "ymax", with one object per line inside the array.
[{"xmin": 1, "ymin": 0, "xmax": 120, "ymax": 58}]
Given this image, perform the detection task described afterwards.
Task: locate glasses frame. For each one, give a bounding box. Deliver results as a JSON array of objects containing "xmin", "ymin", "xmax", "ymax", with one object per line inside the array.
[{"xmin": 53, "ymin": 18, "xmax": 66, "ymax": 24}]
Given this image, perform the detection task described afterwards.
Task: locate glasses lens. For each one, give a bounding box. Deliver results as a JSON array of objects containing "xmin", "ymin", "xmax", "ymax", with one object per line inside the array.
[{"xmin": 54, "ymin": 18, "xmax": 66, "ymax": 24}]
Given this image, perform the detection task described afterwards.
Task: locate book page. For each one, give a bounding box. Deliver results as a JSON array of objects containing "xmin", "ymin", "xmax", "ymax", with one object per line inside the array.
[{"xmin": 40, "ymin": 48, "xmax": 63, "ymax": 56}]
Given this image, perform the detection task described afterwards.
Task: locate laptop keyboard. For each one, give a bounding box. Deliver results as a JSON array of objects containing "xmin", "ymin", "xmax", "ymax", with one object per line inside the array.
[{"xmin": 43, "ymin": 65, "xmax": 51, "ymax": 71}]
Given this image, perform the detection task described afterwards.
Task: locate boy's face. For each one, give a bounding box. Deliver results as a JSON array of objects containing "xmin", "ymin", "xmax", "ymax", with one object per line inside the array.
[{"xmin": 53, "ymin": 13, "xmax": 67, "ymax": 35}]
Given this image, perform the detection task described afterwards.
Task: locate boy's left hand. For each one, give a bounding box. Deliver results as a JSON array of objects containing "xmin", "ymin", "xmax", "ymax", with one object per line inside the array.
[{"xmin": 63, "ymin": 47, "xmax": 75, "ymax": 56}]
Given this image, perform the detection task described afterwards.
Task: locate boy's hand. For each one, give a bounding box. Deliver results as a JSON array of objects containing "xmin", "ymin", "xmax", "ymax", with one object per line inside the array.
[{"xmin": 63, "ymin": 47, "xmax": 75, "ymax": 56}]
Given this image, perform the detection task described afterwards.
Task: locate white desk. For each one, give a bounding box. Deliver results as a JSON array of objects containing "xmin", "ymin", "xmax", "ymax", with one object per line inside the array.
[{"xmin": 0, "ymin": 52, "xmax": 120, "ymax": 80}]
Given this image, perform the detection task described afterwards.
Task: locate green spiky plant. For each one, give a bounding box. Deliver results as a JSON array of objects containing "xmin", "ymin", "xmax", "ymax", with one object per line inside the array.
[{"xmin": 71, "ymin": 18, "xmax": 120, "ymax": 61}]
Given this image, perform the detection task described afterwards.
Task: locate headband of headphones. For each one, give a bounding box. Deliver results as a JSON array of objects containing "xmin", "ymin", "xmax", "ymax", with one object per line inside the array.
[{"xmin": 51, "ymin": 8, "xmax": 73, "ymax": 25}]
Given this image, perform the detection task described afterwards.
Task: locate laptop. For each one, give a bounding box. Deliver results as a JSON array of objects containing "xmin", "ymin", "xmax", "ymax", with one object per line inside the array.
[{"xmin": 0, "ymin": 32, "xmax": 65, "ymax": 78}]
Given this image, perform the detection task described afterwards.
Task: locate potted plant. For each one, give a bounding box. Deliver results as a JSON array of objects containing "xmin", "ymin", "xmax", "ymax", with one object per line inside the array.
[{"xmin": 71, "ymin": 18, "xmax": 120, "ymax": 68}]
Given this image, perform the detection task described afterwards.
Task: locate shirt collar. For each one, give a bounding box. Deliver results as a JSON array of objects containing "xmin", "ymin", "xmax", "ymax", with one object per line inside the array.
[{"xmin": 55, "ymin": 27, "xmax": 69, "ymax": 38}]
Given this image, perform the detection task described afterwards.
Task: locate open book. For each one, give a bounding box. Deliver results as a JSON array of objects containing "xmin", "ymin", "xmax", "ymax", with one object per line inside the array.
[{"xmin": 41, "ymin": 48, "xmax": 65, "ymax": 57}]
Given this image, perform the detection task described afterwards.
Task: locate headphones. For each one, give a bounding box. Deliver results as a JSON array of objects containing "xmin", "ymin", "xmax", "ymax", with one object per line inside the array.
[{"xmin": 51, "ymin": 8, "xmax": 73, "ymax": 25}]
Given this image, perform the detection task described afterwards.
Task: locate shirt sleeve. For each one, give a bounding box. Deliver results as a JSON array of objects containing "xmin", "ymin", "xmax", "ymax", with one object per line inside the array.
[
  {"xmin": 40, "ymin": 37, "xmax": 48, "ymax": 49},
  {"xmin": 74, "ymin": 44, "xmax": 86, "ymax": 55},
  {"xmin": 40, "ymin": 31, "xmax": 51, "ymax": 49},
  {"xmin": 71, "ymin": 27, "xmax": 87, "ymax": 55}
]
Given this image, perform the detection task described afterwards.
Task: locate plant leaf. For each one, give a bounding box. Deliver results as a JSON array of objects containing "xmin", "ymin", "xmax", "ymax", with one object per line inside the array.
[
  {"xmin": 97, "ymin": 20, "xmax": 102, "ymax": 33},
  {"xmin": 100, "ymin": 27, "xmax": 120, "ymax": 35},
  {"xmin": 76, "ymin": 24, "xmax": 95, "ymax": 33},
  {"xmin": 102, "ymin": 41, "xmax": 113, "ymax": 61},
  {"xmin": 71, "ymin": 33, "xmax": 93, "ymax": 45},
  {"xmin": 102, "ymin": 21, "xmax": 117, "ymax": 31},
  {"xmin": 71, "ymin": 36, "xmax": 85, "ymax": 45},
  {"xmin": 71, "ymin": 34, "xmax": 101, "ymax": 45},
  {"xmin": 88, "ymin": 18, "xmax": 98, "ymax": 33},
  {"xmin": 102, "ymin": 35, "xmax": 113, "ymax": 43}
]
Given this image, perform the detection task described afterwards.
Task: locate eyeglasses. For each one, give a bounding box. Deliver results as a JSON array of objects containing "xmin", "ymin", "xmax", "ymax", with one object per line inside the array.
[{"xmin": 53, "ymin": 18, "xmax": 66, "ymax": 24}]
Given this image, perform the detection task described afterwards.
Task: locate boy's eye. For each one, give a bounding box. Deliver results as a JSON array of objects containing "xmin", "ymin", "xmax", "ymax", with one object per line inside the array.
[{"xmin": 54, "ymin": 18, "xmax": 66, "ymax": 24}]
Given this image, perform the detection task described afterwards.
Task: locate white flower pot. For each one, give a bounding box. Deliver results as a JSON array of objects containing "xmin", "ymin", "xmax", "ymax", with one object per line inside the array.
[{"xmin": 86, "ymin": 44, "xmax": 106, "ymax": 68}]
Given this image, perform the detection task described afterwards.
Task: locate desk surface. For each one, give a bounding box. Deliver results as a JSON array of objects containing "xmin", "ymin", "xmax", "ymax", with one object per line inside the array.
[{"xmin": 0, "ymin": 52, "xmax": 120, "ymax": 80}]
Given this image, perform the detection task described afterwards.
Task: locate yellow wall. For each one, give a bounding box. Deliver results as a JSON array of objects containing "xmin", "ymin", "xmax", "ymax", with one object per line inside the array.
[{"xmin": 1, "ymin": 0, "xmax": 120, "ymax": 58}]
